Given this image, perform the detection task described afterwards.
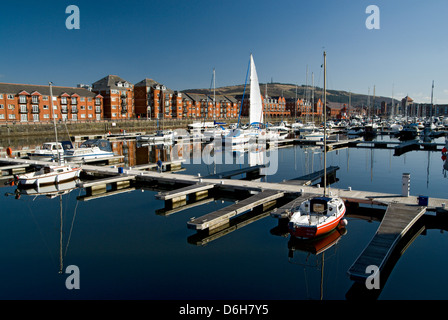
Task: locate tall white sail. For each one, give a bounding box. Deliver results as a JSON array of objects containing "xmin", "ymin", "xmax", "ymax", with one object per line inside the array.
[{"xmin": 249, "ymin": 54, "xmax": 263, "ymax": 125}]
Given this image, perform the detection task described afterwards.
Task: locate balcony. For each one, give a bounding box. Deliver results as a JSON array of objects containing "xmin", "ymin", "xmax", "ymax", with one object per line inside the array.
[
  {"xmin": 71, "ymin": 107, "xmax": 78, "ymax": 114},
  {"xmin": 19, "ymin": 106, "xmax": 28, "ymax": 113},
  {"xmin": 61, "ymin": 107, "xmax": 68, "ymax": 114},
  {"xmin": 95, "ymin": 107, "xmax": 101, "ymax": 114}
]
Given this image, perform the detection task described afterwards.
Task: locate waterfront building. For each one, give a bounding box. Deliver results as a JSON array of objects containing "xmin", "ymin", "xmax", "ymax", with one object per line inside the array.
[
  {"xmin": 134, "ymin": 79, "xmax": 178, "ymax": 119},
  {"xmin": 0, "ymin": 82, "xmax": 103, "ymax": 123},
  {"xmin": 327, "ymin": 102, "xmax": 349, "ymax": 119},
  {"xmin": 239, "ymin": 94, "xmax": 290, "ymax": 121},
  {"xmin": 181, "ymin": 93, "xmax": 239, "ymax": 120},
  {"xmin": 286, "ymin": 98, "xmax": 323, "ymax": 120},
  {"xmin": 91, "ymin": 75, "xmax": 134, "ymax": 120}
]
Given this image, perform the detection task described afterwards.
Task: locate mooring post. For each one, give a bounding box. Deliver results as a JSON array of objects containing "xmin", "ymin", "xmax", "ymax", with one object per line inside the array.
[{"xmin": 402, "ymin": 173, "xmax": 410, "ymax": 197}]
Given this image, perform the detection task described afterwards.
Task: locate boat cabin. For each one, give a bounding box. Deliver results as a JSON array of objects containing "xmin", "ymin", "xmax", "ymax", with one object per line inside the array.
[
  {"xmin": 305, "ymin": 197, "xmax": 330, "ymax": 214},
  {"xmin": 79, "ymin": 139, "xmax": 112, "ymax": 152}
]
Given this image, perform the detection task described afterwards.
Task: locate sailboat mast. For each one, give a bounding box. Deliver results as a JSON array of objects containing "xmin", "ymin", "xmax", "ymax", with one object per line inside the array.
[
  {"xmin": 49, "ymin": 82, "xmax": 61, "ymax": 164},
  {"xmin": 323, "ymin": 51, "xmax": 327, "ymax": 197},
  {"xmin": 431, "ymin": 80, "xmax": 434, "ymax": 118},
  {"xmin": 372, "ymin": 85, "xmax": 375, "ymax": 124},
  {"xmin": 213, "ymin": 68, "xmax": 216, "ymax": 120},
  {"xmin": 312, "ymin": 72, "xmax": 314, "ymax": 125}
]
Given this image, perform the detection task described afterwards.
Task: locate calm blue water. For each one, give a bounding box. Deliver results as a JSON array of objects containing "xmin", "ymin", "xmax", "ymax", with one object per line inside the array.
[{"xmin": 1, "ymin": 135, "xmax": 447, "ymax": 300}]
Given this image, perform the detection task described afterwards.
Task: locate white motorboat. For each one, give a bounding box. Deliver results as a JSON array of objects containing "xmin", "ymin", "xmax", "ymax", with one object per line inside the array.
[
  {"xmin": 222, "ymin": 128, "xmax": 250, "ymax": 146},
  {"xmin": 301, "ymin": 131, "xmax": 328, "ymax": 141},
  {"xmin": 27, "ymin": 142, "xmax": 65, "ymax": 161},
  {"xmin": 63, "ymin": 139, "xmax": 115, "ymax": 162},
  {"xmin": 203, "ymin": 126, "xmax": 230, "ymax": 141}
]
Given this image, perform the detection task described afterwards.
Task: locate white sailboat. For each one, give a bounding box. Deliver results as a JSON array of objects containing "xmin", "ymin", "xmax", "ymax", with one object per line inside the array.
[
  {"xmin": 288, "ymin": 52, "xmax": 347, "ymax": 239},
  {"xmin": 16, "ymin": 82, "xmax": 81, "ymax": 187}
]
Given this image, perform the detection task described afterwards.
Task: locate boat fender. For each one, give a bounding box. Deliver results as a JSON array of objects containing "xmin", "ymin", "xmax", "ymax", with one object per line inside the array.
[
  {"xmin": 340, "ymin": 219, "xmax": 348, "ymax": 227},
  {"xmin": 6, "ymin": 147, "xmax": 12, "ymax": 156}
]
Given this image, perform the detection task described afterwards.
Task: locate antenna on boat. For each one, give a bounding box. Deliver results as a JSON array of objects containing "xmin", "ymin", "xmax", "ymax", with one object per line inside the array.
[{"xmin": 323, "ymin": 51, "xmax": 327, "ymax": 197}]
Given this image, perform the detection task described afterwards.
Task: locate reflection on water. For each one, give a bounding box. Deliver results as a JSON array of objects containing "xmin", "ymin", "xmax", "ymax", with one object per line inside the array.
[{"xmin": 1, "ymin": 135, "xmax": 448, "ymax": 299}]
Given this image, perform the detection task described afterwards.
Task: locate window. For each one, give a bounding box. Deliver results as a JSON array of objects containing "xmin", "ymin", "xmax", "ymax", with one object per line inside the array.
[
  {"xmin": 43, "ymin": 105, "xmax": 49, "ymax": 110},
  {"xmin": 88, "ymin": 105, "xmax": 92, "ymax": 110},
  {"xmin": 71, "ymin": 97, "xmax": 77, "ymax": 104},
  {"xmin": 88, "ymin": 114, "xmax": 93, "ymax": 118},
  {"xmin": 19, "ymin": 95, "xmax": 26, "ymax": 103},
  {"xmin": 9, "ymin": 114, "xmax": 16, "ymax": 119},
  {"xmin": 0, "ymin": 94, "xmax": 3, "ymax": 99},
  {"xmin": 43, "ymin": 114, "xmax": 49, "ymax": 119},
  {"xmin": 81, "ymin": 114, "xmax": 86, "ymax": 118},
  {"xmin": 95, "ymin": 98, "xmax": 101, "ymax": 105},
  {"xmin": 0, "ymin": 114, "xmax": 4, "ymax": 119},
  {"xmin": 33, "ymin": 114, "xmax": 39, "ymax": 122},
  {"xmin": 61, "ymin": 97, "xmax": 67, "ymax": 104},
  {"xmin": 8, "ymin": 104, "xmax": 15, "ymax": 109},
  {"xmin": 72, "ymin": 114, "xmax": 77, "ymax": 121},
  {"xmin": 7, "ymin": 94, "xmax": 14, "ymax": 100},
  {"xmin": 32, "ymin": 96, "xmax": 39, "ymax": 103},
  {"xmin": 80, "ymin": 97, "xmax": 85, "ymax": 102},
  {"xmin": 20, "ymin": 105, "xmax": 27, "ymax": 113},
  {"xmin": 0, "ymin": 104, "xmax": 3, "ymax": 109},
  {"xmin": 43, "ymin": 96, "xmax": 48, "ymax": 101},
  {"xmin": 32, "ymin": 105, "xmax": 39, "ymax": 113}
]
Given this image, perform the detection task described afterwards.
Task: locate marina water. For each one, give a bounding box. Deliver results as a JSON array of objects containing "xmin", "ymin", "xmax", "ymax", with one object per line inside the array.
[{"xmin": 1, "ymin": 135, "xmax": 447, "ymax": 300}]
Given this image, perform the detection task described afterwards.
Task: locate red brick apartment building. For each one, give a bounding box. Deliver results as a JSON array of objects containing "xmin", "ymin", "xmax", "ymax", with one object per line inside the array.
[
  {"xmin": 0, "ymin": 82, "xmax": 103, "ymax": 123},
  {"xmin": 239, "ymin": 95, "xmax": 290, "ymax": 120},
  {"xmin": 286, "ymin": 98, "xmax": 324, "ymax": 119},
  {"xmin": 91, "ymin": 75, "xmax": 134, "ymax": 120},
  {"xmin": 134, "ymin": 78, "xmax": 240, "ymax": 120}
]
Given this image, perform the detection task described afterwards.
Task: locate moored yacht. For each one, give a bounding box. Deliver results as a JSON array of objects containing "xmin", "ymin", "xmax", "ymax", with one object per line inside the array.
[{"xmin": 63, "ymin": 139, "xmax": 115, "ymax": 162}]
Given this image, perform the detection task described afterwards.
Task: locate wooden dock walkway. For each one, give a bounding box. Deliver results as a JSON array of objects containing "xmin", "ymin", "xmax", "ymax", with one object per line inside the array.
[
  {"xmin": 347, "ymin": 203, "xmax": 427, "ymax": 283},
  {"xmin": 155, "ymin": 182, "xmax": 215, "ymax": 201},
  {"xmin": 187, "ymin": 190, "xmax": 285, "ymax": 231},
  {"xmin": 281, "ymin": 166, "xmax": 339, "ymax": 186}
]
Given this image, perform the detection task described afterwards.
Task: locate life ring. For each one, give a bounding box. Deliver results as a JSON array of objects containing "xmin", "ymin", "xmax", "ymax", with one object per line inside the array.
[{"xmin": 6, "ymin": 147, "xmax": 12, "ymax": 156}]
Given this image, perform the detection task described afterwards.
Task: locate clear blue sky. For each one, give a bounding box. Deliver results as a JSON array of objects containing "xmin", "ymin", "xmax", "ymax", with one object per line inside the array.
[{"xmin": 1, "ymin": 0, "xmax": 447, "ymax": 103}]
